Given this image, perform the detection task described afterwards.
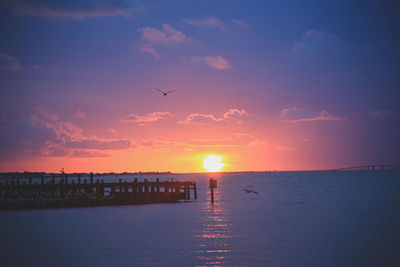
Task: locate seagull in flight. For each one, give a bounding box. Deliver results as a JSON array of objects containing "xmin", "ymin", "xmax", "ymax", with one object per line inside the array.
[{"xmin": 156, "ymin": 88, "xmax": 176, "ymax": 96}]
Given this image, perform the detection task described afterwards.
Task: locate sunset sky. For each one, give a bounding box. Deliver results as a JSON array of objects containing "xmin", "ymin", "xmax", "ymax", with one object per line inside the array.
[{"xmin": 0, "ymin": 0, "xmax": 399, "ymax": 173}]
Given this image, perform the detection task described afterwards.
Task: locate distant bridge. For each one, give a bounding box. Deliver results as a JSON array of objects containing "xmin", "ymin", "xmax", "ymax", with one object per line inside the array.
[{"xmin": 335, "ymin": 165, "xmax": 400, "ymax": 171}]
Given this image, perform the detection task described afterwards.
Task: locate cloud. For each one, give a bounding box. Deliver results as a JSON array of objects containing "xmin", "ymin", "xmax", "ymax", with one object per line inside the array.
[
  {"xmin": 280, "ymin": 107, "xmax": 342, "ymax": 123},
  {"xmin": 0, "ymin": 53, "xmax": 22, "ymax": 71},
  {"xmin": 189, "ymin": 55, "xmax": 231, "ymax": 70},
  {"xmin": 183, "ymin": 16, "xmax": 225, "ymax": 31},
  {"xmin": 138, "ymin": 44, "xmax": 159, "ymax": 58},
  {"xmin": 40, "ymin": 144, "xmax": 110, "ymax": 158},
  {"xmin": 138, "ymin": 24, "xmax": 192, "ymax": 44},
  {"xmin": 122, "ymin": 111, "xmax": 172, "ymax": 124},
  {"xmin": 232, "ymin": 19, "xmax": 251, "ymax": 29},
  {"xmin": 40, "ymin": 143, "xmax": 69, "ymax": 157},
  {"xmin": 75, "ymin": 109, "xmax": 86, "ymax": 119},
  {"xmin": 275, "ymin": 145, "xmax": 293, "ymax": 151},
  {"xmin": 0, "ymin": 117, "xmax": 58, "ymax": 158},
  {"xmin": 33, "ymin": 109, "xmax": 132, "ymax": 149},
  {"xmin": 108, "ymin": 128, "xmax": 117, "ymax": 135},
  {"xmin": 187, "ymin": 133, "xmax": 266, "ymax": 147},
  {"xmin": 292, "ymin": 29, "xmax": 345, "ymax": 56},
  {"xmin": 135, "ymin": 138, "xmax": 176, "ymax": 148},
  {"xmin": 229, "ymin": 133, "xmax": 266, "ymax": 146},
  {"xmin": 5, "ymin": 0, "xmax": 137, "ymax": 20},
  {"xmin": 0, "ymin": 108, "xmax": 132, "ymax": 160},
  {"xmin": 32, "ymin": 106, "xmax": 59, "ymax": 121},
  {"xmin": 179, "ymin": 113, "xmax": 220, "ymax": 124},
  {"xmin": 70, "ymin": 150, "xmax": 109, "ymax": 158},
  {"xmin": 222, "ymin": 108, "xmax": 248, "ymax": 121},
  {"xmin": 179, "ymin": 109, "xmax": 247, "ymax": 125},
  {"xmin": 369, "ymin": 110, "xmax": 395, "ymax": 120},
  {"xmin": 137, "ymin": 24, "xmax": 193, "ymax": 58},
  {"xmin": 32, "ymin": 109, "xmax": 84, "ymax": 142},
  {"xmin": 292, "ymin": 111, "xmax": 342, "ymax": 123},
  {"xmin": 65, "ymin": 139, "xmax": 131, "ymax": 150},
  {"xmin": 183, "ymin": 17, "xmax": 250, "ymax": 31}
]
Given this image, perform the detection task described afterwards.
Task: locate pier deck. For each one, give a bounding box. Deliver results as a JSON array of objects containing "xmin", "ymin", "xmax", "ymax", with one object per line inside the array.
[{"xmin": 0, "ymin": 173, "xmax": 197, "ymax": 210}]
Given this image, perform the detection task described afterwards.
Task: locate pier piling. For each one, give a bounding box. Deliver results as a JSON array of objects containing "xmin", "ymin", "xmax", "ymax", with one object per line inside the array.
[{"xmin": 209, "ymin": 178, "xmax": 217, "ymax": 204}]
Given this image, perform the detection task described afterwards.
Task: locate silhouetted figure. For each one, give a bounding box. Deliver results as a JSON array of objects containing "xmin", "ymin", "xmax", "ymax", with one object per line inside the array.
[{"xmin": 156, "ymin": 88, "xmax": 176, "ymax": 96}]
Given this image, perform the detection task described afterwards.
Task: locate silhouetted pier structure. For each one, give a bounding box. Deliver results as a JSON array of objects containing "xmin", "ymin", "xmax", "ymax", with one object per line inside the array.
[
  {"xmin": 0, "ymin": 173, "xmax": 197, "ymax": 210},
  {"xmin": 335, "ymin": 165, "xmax": 400, "ymax": 171}
]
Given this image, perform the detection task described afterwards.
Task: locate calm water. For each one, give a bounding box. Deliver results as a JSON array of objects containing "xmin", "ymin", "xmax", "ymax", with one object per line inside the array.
[{"xmin": 1, "ymin": 171, "xmax": 399, "ymax": 266}]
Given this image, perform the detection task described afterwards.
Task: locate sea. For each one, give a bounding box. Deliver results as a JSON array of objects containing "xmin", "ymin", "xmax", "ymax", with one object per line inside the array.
[{"xmin": 0, "ymin": 171, "xmax": 399, "ymax": 267}]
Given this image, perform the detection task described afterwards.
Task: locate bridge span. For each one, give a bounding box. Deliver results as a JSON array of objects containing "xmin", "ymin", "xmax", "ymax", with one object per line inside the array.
[{"xmin": 335, "ymin": 165, "xmax": 400, "ymax": 171}]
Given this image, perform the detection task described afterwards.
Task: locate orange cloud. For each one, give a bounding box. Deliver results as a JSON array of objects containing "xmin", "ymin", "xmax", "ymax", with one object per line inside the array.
[
  {"xmin": 179, "ymin": 108, "xmax": 247, "ymax": 125},
  {"xmin": 107, "ymin": 128, "xmax": 117, "ymax": 135},
  {"xmin": 70, "ymin": 150, "xmax": 109, "ymax": 158},
  {"xmin": 186, "ymin": 133, "xmax": 265, "ymax": 147},
  {"xmin": 275, "ymin": 145, "xmax": 293, "ymax": 151},
  {"xmin": 75, "ymin": 109, "xmax": 86, "ymax": 119},
  {"xmin": 121, "ymin": 111, "xmax": 172, "ymax": 124},
  {"xmin": 135, "ymin": 138, "xmax": 176, "ymax": 148},
  {"xmin": 222, "ymin": 108, "xmax": 248, "ymax": 121}
]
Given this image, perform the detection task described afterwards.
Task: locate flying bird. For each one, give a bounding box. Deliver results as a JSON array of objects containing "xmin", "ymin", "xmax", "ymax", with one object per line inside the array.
[{"xmin": 156, "ymin": 88, "xmax": 176, "ymax": 96}]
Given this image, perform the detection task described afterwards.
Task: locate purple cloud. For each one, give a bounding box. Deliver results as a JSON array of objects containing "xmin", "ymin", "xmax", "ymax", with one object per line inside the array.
[
  {"xmin": 0, "ymin": 53, "xmax": 22, "ymax": 71},
  {"xmin": 137, "ymin": 24, "xmax": 193, "ymax": 58},
  {"xmin": 280, "ymin": 107, "xmax": 342, "ymax": 123},
  {"xmin": 189, "ymin": 55, "xmax": 232, "ymax": 70},
  {"xmin": 0, "ymin": 108, "xmax": 132, "ymax": 160},
  {"xmin": 232, "ymin": 19, "xmax": 251, "ymax": 30},
  {"xmin": 183, "ymin": 17, "xmax": 225, "ymax": 31},
  {"xmin": 5, "ymin": 0, "xmax": 138, "ymax": 20},
  {"xmin": 0, "ymin": 117, "xmax": 57, "ymax": 157},
  {"xmin": 369, "ymin": 109, "xmax": 395, "ymax": 120},
  {"xmin": 292, "ymin": 29, "xmax": 345, "ymax": 56}
]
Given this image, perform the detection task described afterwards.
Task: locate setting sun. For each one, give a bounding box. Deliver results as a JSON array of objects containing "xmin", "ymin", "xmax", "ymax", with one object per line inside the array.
[{"xmin": 202, "ymin": 155, "xmax": 225, "ymax": 172}]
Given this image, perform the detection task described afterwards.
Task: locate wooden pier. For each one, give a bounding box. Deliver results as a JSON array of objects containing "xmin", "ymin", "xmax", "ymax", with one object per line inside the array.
[{"xmin": 0, "ymin": 173, "xmax": 197, "ymax": 210}]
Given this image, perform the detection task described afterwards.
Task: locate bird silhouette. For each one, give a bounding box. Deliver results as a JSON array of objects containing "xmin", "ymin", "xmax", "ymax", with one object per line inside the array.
[{"xmin": 156, "ymin": 88, "xmax": 176, "ymax": 96}]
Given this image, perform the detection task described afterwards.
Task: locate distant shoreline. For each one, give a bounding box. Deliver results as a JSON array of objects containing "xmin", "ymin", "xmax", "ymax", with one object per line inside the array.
[{"xmin": 1, "ymin": 167, "xmax": 399, "ymax": 178}]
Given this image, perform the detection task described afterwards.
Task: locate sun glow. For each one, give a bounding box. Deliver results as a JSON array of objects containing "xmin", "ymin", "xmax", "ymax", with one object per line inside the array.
[{"xmin": 203, "ymin": 155, "xmax": 224, "ymax": 172}]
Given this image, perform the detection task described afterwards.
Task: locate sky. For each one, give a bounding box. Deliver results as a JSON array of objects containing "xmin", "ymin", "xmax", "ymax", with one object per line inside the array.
[{"xmin": 0, "ymin": 0, "xmax": 399, "ymax": 173}]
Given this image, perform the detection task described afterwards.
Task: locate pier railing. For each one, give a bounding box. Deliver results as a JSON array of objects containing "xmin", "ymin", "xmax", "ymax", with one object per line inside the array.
[{"xmin": 0, "ymin": 173, "xmax": 197, "ymax": 209}]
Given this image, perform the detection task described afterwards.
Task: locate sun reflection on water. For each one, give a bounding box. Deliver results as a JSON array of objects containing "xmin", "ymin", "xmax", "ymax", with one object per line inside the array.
[{"xmin": 195, "ymin": 188, "xmax": 233, "ymax": 265}]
